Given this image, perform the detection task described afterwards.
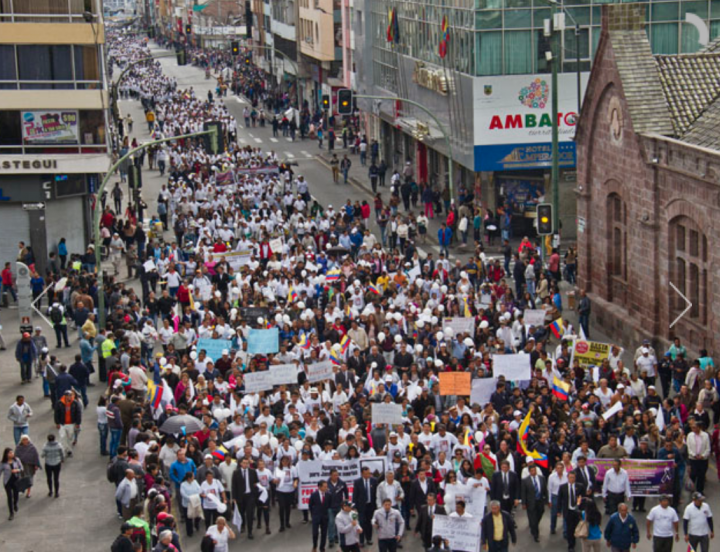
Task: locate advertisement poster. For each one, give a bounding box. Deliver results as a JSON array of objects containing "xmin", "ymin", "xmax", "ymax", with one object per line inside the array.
[
  {"xmin": 22, "ymin": 111, "xmax": 79, "ymax": 144},
  {"xmin": 588, "ymin": 459, "xmax": 675, "ymax": 497},
  {"xmin": 570, "ymin": 339, "xmax": 611, "ymax": 369}
]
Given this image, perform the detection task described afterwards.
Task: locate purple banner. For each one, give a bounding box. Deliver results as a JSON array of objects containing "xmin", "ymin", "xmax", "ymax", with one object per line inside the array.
[{"xmin": 588, "ymin": 459, "xmax": 675, "ymax": 497}]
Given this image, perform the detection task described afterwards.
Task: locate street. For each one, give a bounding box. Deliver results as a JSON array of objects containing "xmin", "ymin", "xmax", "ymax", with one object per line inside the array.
[{"xmin": 0, "ymin": 44, "xmax": 716, "ymax": 552}]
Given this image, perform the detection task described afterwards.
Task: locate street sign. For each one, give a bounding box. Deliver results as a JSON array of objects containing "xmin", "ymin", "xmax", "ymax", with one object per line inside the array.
[{"xmin": 22, "ymin": 202, "xmax": 45, "ymax": 210}]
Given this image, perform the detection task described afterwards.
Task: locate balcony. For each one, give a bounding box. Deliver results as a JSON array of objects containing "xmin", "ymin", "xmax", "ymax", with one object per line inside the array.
[{"xmin": 0, "ymin": 0, "xmax": 99, "ymax": 23}]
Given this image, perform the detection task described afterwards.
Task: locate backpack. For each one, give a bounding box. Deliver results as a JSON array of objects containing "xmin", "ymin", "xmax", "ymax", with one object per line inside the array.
[
  {"xmin": 50, "ymin": 305, "xmax": 63, "ymax": 324},
  {"xmin": 129, "ymin": 526, "xmax": 148, "ymax": 552}
]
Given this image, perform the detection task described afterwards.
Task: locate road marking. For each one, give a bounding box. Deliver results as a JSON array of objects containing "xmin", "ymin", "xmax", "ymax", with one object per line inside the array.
[
  {"xmin": 254, "ymin": 137, "xmax": 263, "ymax": 143},
  {"xmin": 285, "ymin": 152, "xmax": 296, "ymax": 158},
  {"xmin": 301, "ymin": 151, "xmax": 313, "ymax": 158},
  {"xmin": 270, "ymin": 137, "xmax": 278, "ymax": 143}
]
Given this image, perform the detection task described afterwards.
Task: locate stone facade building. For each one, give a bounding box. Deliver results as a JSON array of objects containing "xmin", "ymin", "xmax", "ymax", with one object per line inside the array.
[{"xmin": 576, "ymin": 3, "xmax": 720, "ymax": 355}]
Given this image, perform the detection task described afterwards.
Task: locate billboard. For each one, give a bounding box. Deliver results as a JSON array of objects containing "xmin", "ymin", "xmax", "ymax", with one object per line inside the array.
[
  {"xmin": 473, "ymin": 73, "xmax": 589, "ymax": 171},
  {"xmin": 22, "ymin": 111, "xmax": 79, "ymax": 145}
]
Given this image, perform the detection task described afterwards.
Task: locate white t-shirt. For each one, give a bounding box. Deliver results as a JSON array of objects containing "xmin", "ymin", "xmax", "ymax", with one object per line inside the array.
[
  {"xmin": 647, "ymin": 505, "xmax": 679, "ymax": 537},
  {"xmin": 683, "ymin": 502, "xmax": 713, "ymax": 536}
]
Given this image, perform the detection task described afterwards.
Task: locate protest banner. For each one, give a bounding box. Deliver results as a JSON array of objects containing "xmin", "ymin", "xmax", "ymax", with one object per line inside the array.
[
  {"xmin": 492, "ymin": 353, "xmax": 531, "ymax": 381},
  {"xmin": 196, "ymin": 338, "xmax": 232, "ymax": 362},
  {"xmin": 223, "ymin": 250, "xmax": 253, "ymax": 271},
  {"xmin": 443, "ymin": 317, "xmax": 476, "ymax": 336},
  {"xmin": 432, "ymin": 514, "xmax": 482, "ymax": 552},
  {"xmin": 570, "ymin": 339, "xmax": 611, "ymax": 369},
  {"xmin": 445, "ymin": 482, "xmax": 488, "ymax": 518},
  {"xmin": 371, "ymin": 403, "xmax": 403, "ymax": 425},
  {"xmin": 297, "ymin": 459, "xmax": 361, "ymax": 509},
  {"xmin": 588, "ymin": 459, "xmax": 674, "ymax": 497},
  {"xmin": 438, "ymin": 372, "xmax": 472, "ymax": 396},
  {"xmin": 270, "ymin": 363, "xmax": 298, "ymax": 386},
  {"xmin": 242, "ymin": 371, "xmax": 276, "ymax": 394},
  {"xmin": 247, "ymin": 328, "xmax": 279, "ymax": 355},
  {"xmin": 523, "ymin": 309, "xmax": 546, "ymax": 327},
  {"xmin": 471, "ymin": 378, "xmax": 498, "ymax": 407},
  {"xmin": 269, "ymin": 237, "xmax": 283, "ymax": 253},
  {"xmin": 306, "ymin": 360, "xmax": 335, "ymax": 383}
]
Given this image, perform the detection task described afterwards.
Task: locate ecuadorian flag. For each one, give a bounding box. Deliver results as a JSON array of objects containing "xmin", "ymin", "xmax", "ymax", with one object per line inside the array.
[
  {"xmin": 551, "ymin": 376, "xmax": 570, "ymax": 401},
  {"xmin": 517, "ymin": 408, "xmax": 549, "ymax": 469},
  {"xmin": 549, "ymin": 318, "xmax": 565, "ymax": 339}
]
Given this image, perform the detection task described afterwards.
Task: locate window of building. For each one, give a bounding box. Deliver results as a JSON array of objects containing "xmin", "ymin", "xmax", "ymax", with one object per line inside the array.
[
  {"xmin": 670, "ymin": 216, "xmax": 707, "ymax": 323},
  {"xmin": 607, "ymin": 193, "xmax": 626, "ymax": 280}
]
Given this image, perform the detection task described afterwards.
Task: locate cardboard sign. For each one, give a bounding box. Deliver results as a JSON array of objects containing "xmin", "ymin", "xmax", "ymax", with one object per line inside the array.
[
  {"xmin": 371, "ymin": 403, "xmax": 403, "ymax": 425},
  {"xmin": 438, "ymin": 372, "xmax": 472, "ymax": 396},
  {"xmin": 492, "ymin": 353, "xmax": 532, "ymax": 381}
]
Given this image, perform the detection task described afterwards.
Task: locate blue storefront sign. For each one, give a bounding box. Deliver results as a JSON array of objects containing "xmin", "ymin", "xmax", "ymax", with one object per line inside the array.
[{"xmin": 474, "ymin": 142, "xmax": 576, "ymax": 172}]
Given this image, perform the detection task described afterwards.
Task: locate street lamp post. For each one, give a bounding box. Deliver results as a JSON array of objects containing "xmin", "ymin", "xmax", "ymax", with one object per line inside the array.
[
  {"xmin": 94, "ymin": 128, "xmax": 217, "ymax": 329},
  {"xmin": 355, "ymin": 94, "xmax": 455, "ymax": 204}
]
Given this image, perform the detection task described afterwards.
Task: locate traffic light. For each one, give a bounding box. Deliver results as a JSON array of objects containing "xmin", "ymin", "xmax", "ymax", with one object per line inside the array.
[
  {"xmin": 185, "ymin": 24, "xmax": 192, "ymax": 35},
  {"xmin": 203, "ymin": 121, "xmax": 224, "ymax": 155},
  {"xmin": 537, "ymin": 203, "xmax": 553, "ymax": 235},
  {"xmin": 322, "ymin": 94, "xmax": 330, "ymax": 110},
  {"xmin": 337, "ymin": 89, "xmax": 352, "ymax": 115},
  {"xmin": 231, "ymin": 41, "xmax": 240, "ymax": 56}
]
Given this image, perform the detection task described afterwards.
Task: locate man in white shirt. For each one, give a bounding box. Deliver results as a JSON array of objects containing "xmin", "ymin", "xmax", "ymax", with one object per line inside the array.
[
  {"xmin": 602, "ymin": 459, "xmax": 632, "ymax": 515},
  {"xmin": 687, "ymin": 423, "xmax": 711, "ymax": 494},
  {"xmin": 683, "ymin": 492, "xmax": 714, "ymax": 552},
  {"xmin": 646, "ymin": 495, "xmax": 679, "ymax": 552}
]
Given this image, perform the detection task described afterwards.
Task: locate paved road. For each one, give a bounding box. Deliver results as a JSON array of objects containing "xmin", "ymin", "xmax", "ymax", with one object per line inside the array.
[{"xmin": 0, "ymin": 44, "xmax": 717, "ymax": 552}]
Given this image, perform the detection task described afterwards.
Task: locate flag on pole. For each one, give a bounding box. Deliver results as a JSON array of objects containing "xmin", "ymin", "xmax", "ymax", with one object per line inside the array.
[
  {"xmin": 549, "ymin": 318, "xmax": 565, "ymax": 339},
  {"xmin": 439, "ymin": 15, "xmax": 450, "ymax": 58},
  {"xmin": 551, "ymin": 376, "xmax": 570, "ymax": 401},
  {"xmin": 517, "ymin": 408, "xmax": 549, "ymax": 468}
]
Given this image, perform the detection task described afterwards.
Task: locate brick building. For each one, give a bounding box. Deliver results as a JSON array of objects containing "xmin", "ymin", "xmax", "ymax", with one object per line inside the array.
[{"xmin": 576, "ymin": 3, "xmax": 720, "ymax": 355}]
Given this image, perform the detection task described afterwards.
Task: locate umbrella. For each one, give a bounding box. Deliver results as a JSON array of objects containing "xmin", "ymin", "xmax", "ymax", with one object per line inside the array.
[
  {"xmin": 160, "ymin": 414, "xmax": 204, "ymax": 435},
  {"xmin": 326, "ymin": 245, "xmax": 349, "ymax": 255}
]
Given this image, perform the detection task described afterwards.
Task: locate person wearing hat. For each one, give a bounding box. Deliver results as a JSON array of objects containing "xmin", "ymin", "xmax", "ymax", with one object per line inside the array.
[
  {"xmin": 647, "ymin": 494, "xmax": 679, "ymax": 552},
  {"xmin": 683, "ymin": 492, "xmax": 714, "ymax": 552},
  {"xmin": 335, "ymin": 499, "xmax": 362, "ymax": 552}
]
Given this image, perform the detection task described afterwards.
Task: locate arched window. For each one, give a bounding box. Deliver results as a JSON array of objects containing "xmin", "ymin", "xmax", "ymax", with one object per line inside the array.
[
  {"xmin": 606, "ymin": 193, "xmax": 627, "ymax": 304},
  {"xmin": 670, "ymin": 216, "xmax": 708, "ymax": 324}
]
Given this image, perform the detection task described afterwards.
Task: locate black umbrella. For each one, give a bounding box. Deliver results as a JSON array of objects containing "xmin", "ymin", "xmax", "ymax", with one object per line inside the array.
[
  {"xmin": 326, "ymin": 245, "xmax": 349, "ymax": 255},
  {"xmin": 159, "ymin": 414, "xmax": 204, "ymax": 434}
]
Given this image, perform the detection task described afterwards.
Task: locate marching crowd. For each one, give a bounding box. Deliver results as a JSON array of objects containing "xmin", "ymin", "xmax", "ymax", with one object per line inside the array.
[{"xmin": 2, "ymin": 32, "xmax": 720, "ymax": 552}]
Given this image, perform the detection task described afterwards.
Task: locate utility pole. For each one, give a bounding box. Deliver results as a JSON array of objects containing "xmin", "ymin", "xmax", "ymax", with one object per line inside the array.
[{"xmin": 550, "ymin": 3, "xmax": 560, "ymax": 246}]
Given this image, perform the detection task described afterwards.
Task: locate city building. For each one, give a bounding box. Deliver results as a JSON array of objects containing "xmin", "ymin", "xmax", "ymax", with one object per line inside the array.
[
  {"xmin": 0, "ymin": 0, "xmax": 110, "ymax": 274},
  {"xmin": 576, "ymin": 3, "xmax": 720, "ymax": 354},
  {"xmin": 352, "ymin": 0, "xmax": 720, "ymax": 239}
]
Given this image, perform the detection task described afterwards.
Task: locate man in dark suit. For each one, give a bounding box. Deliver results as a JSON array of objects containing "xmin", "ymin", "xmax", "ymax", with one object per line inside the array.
[
  {"xmin": 490, "ymin": 460, "xmax": 520, "ymax": 515},
  {"xmin": 558, "ymin": 472, "xmax": 586, "ymax": 552},
  {"xmin": 481, "ymin": 500, "xmax": 517, "ymax": 552},
  {"xmin": 415, "ymin": 492, "xmax": 445, "ymax": 549},
  {"xmin": 232, "ymin": 457, "xmax": 259, "ymax": 539},
  {"xmin": 309, "ymin": 480, "xmax": 331, "ymax": 552},
  {"xmin": 410, "ymin": 469, "xmax": 437, "ymax": 511},
  {"xmin": 353, "ymin": 466, "xmax": 378, "ymax": 546},
  {"xmin": 520, "ymin": 465, "xmax": 548, "ymax": 542},
  {"xmin": 573, "ymin": 455, "xmax": 597, "ymax": 496}
]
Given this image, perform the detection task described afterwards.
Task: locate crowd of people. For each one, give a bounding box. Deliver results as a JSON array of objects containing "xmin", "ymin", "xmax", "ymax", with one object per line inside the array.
[{"xmin": 1, "ymin": 31, "xmax": 719, "ymax": 552}]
